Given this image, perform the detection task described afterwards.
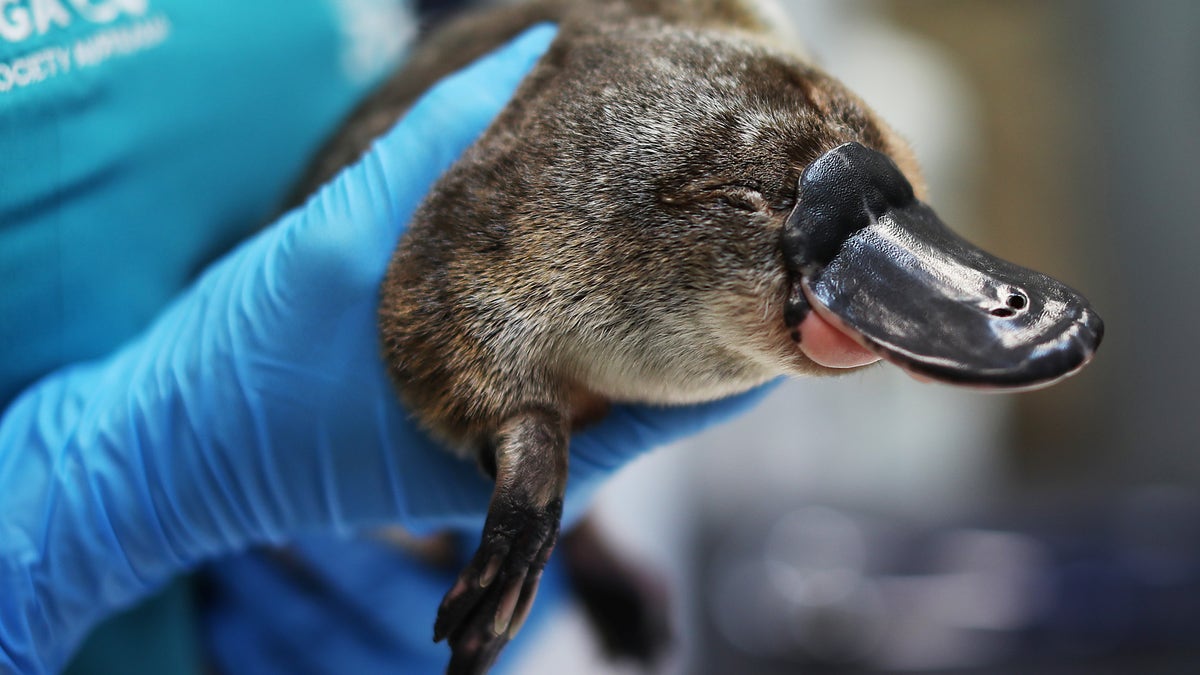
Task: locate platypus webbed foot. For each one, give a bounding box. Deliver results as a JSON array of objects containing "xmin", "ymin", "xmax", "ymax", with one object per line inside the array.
[
  {"xmin": 435, "ymin": 409, "xmax": 568, "ymax": 675},
  {"xmin": 563, "ymin": 516, "xmax": 674, "ymax": 665}
]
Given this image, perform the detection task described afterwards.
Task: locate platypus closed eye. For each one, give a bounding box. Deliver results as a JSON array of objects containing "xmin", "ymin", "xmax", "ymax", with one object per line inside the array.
[{"xmin": 712, "ymin": 185, "xmax": 769, "ymax": 211}]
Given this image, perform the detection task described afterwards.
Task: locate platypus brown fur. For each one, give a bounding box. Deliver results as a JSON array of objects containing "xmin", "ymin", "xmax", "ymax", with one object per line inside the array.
[{"xmin": 288, "ymin": 1, "xmax": 1101, "ymax": 673}]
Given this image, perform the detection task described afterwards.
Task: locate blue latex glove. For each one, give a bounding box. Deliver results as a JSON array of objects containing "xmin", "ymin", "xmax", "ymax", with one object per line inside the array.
[{"xmin": 0, "ymin": 23, "xmax": 774, "ymax": 675}]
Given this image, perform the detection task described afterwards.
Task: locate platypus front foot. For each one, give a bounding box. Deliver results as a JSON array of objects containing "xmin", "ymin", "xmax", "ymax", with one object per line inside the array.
[
  {"xmin": 436, "ymin": 498, "xmax": 561, "ymax": 674},
  {"xmin": 434, "ymin": 409, "xmax": 569, "ymax": 675}
]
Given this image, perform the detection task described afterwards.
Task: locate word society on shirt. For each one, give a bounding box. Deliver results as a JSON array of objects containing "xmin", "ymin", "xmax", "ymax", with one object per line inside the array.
[{"xmin": 1, "ymin": 5, "xmax": 169, "ymax": 95}]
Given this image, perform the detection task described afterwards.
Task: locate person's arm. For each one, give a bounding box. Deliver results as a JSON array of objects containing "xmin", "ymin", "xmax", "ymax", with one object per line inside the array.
[{"xmin": 0, "ymin": 24, "xmax": 771, "ymax": 674}]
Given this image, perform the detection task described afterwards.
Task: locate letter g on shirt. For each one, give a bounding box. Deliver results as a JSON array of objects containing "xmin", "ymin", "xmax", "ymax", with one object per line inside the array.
[{"xmin": 0, "ymin": 0, "xmax": 148, "ymax": 43}]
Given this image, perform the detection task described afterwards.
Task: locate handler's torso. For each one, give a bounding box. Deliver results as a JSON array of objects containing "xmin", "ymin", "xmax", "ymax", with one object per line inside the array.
[
  {"xmin": 0, "ymin": 0, "xmax": 413, "ymax": 409},
  {"xmin": 0, "ymin": 0, "xmax": 413, "ymax": 671}
]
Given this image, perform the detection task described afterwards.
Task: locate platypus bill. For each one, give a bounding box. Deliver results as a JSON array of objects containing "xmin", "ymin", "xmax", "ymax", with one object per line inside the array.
[{"xmin": 783, "ymin": 141, "xmax": 1102, "ymax": 390}]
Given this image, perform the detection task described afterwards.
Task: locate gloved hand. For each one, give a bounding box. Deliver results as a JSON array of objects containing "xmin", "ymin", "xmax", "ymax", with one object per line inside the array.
[{"xmin": 0, "ymin": 23, "xmax": 773, "ymax": 675}]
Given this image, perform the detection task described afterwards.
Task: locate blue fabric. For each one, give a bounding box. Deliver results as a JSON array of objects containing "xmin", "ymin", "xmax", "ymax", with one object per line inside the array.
[{"xmin": 0, "ymin": 0, "xmax": 408, "ymax": 410}]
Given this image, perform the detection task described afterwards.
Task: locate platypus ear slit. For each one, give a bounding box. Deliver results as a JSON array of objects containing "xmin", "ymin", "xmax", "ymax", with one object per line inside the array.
[{"xmin": 783, "ymin": 280, "xmax": 810, "ymax": 329}]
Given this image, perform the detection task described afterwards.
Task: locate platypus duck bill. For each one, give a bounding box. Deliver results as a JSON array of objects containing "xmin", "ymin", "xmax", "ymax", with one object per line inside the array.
[{"xmin": 782, "ymin": 142, "xmax": 1103, "ymax": 391}]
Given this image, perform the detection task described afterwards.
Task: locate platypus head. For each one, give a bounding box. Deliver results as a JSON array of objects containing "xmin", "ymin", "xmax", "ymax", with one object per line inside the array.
[
  {"xmin": 493, "ymin": 20, "xmax": 1102, "ymax": 394},
  {"xmin": 584, "ymin": 37, "xmax": 1104, "ymax": 391},
  {"xmin": 781, "ymin": 142, "xmax": 1103, "ymax": 390}
]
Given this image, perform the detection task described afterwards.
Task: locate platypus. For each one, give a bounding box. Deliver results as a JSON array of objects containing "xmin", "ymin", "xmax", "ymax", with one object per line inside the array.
[{"xmin": 288, "ymin": 0, "xmax": 1103, "ymax": 672}]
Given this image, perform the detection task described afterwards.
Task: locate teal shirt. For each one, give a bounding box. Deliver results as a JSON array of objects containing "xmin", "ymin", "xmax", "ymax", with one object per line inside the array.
[
  {"xmin": 0, "ymin": 0, "xmax": 413, "ymax": 408},
  {"xmin": 0, "ymin": 0, "xmax": 413, "ymax": 671}
]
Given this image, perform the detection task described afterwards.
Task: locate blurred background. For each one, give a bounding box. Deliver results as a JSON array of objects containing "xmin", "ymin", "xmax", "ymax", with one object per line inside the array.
[{"xmin": 516, "ymin": 0, "xmax": 1200, "ymax": 673}]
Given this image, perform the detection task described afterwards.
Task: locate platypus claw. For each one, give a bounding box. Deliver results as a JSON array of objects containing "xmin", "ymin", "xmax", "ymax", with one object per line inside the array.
[{"xmin": 436, "ymin": 499, "xmax": 562, "ymax": 675}]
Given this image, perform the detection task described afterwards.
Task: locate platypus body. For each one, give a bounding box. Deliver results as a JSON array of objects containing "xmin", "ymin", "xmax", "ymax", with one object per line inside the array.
[{"xmin": 290, "ymin": 1, "xmax": 1102, "ymax": 672}]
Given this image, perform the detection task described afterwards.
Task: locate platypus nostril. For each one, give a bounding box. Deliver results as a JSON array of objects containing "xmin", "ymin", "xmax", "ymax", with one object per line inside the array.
[{"xmin": 989, "ymin": 292, "xmax": 1028, "ymax": 317}]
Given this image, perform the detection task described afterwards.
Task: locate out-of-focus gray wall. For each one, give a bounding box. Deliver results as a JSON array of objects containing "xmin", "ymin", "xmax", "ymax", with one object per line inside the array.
[{"xmin": 1062, "ymin": 0, "xmax": 1200, "ymax": 482}]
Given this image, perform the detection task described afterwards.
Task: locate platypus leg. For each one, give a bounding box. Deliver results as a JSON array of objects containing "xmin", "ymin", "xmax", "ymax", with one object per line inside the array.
[
  {"xmin": 562, "ymin": 516, "xmax": 673, "ymax": 664},
  {"xmin": 435, "ymin": 408, "xmax": 568, "ymax": 675}
]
